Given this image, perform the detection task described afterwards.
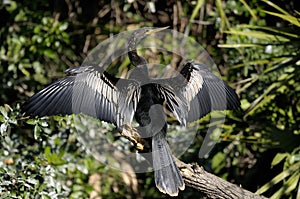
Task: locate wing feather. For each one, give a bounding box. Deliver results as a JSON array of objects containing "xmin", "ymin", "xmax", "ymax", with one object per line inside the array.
[
  {"xmin": 159, "ymin": 61, "xmax": 240, "ymax": 124},
  {"xmin": 23, "ymin": 65, "xmax": 141, "ymax": 126},
  {"xmin": 183, "ymin": 62, "xmax": 240, "ymax": 122}
]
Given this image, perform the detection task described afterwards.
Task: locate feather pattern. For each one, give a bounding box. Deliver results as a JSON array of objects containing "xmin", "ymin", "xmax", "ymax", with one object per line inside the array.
[
  {"xmin": 23, "ymin": 65, "xmax": 140, "ymax": 127},
  {"xmin": 157, "ymin": 60, "xmax": 240, "ymax": 124},
  {"xmin": 152, "ymin": 131, "xmax": 185, "ymax": 196},
  {"xmin": 184, "ymin": 62, "xmax": 240, "ymax": 122}
]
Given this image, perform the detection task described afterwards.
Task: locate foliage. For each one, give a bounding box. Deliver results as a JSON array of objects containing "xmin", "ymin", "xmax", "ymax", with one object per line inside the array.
[
  {"xmin": 214, "ymin": 0, "xmax": 300, "ymax": 198},
  {"xmin": 0, "ymin": 0, "xmax": 299, "ymax": 198},
  {"xmin": 0, "ymin": 1, "xmax": 74, "ymax": 105},
  {"xmin": 0, "ymin": 105, "xmax": 136, "ymax": 198}
]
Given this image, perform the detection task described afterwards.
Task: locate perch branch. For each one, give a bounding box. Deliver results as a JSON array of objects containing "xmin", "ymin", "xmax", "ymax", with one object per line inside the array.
[{"xmin": 118, "ymin": 124, "xmax": 267, "ymax": 199}]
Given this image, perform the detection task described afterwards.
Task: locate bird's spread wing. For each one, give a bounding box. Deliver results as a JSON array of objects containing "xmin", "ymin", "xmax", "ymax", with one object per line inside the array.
[
  {"xmin": 159, "ymin": 61, "xmax": 240, "ymax": 124},
  {"xmin": 23, "ymin": 65, "xmax": 141, "ymax": 126},
  {"xmin": 178, "ymin": 61, "xmax": 240, "ymax": 122}
]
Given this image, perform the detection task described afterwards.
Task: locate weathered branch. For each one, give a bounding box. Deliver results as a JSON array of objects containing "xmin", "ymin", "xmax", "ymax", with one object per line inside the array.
[
  {"xmin": 177, "ymin": 161, "xmax": 267, "ymax": 199},
  {"xmin": 119, "ymin": 125, "xmax": 267, "ymax": 199}
]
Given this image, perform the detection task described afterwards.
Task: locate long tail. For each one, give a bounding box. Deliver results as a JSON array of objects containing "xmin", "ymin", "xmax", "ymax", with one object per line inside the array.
[{"xmin": 152, "ymin": 132, "xmax": 185, "ymax": 196}]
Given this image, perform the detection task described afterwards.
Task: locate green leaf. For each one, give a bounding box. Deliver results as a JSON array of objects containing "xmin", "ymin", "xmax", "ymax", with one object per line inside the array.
[
  {"xmin": 58, "ymin": 22, "xmax": 68, "ymax": 31},
  {"xmin": 240, "ymin": 99, "xmax": 251, "ymax": 110},
  {"xmin": 270, "ymin": 172, "xmax": 300, "ymax": 198},
  {"xmin": 256, "ymin": 162, "xmax": 300, "ymax": 194},
  {"xmin": 216, "ymin": 0, "xmax": 230, "ymax": 30},
  {"xmin": 224, "ymin": 30, "xmax": 289, "ymax": 42},
  {"xmin": 237, "ymin": 24, "xmax": 299, "ymax": 38},
  {"xmin": 34, "ymin": 125, "xmax": 41, "ymax": 140},
  {"xmin": 0, "ymin": 106, "xmax": 8, "ymax": 119},
  {"xmin": 40, "ymin": 120, "xmax": 48, "ymax": 127},
  {"xmin": 0, "ymin": 123, "xmax": 8, "ymax": 134},
  {"xmin": 190, "ymin": 0, "xmax": 206, "ymax": 23},
  {"xmin": 44, "ymin": 146, "xmax": 52, "ymax": 160},
  {"xmin": 284, "ymin": 172, "xmax": 300, "ymax": 195},
  {"xmin": 271, "ymin": 153, "xmax": 287, "ymax": 167},
  {"xmin": 239, "ymin": 0, "xmax": 258, "ymax": 20},
  {"xmin": 290, "ymin": 153, "xmax": 300, "ymax": 164},
  {"xmin": 26, "ymin": 119, "xmax": 36, "ymax": 125},
  {"xmin": 262, "ymin": 10, "xmax": 300, "ymax": 27},
  {"xmin": 212, "ymin": 152, "xmax": 225, "ymax": 173},
  {"xmin": 43, "ymin": 49, "xmax": 58, "ymax": 59},
  {"xmin": 33, "ymin": 26, "xmax": 41, "ymax": 34},
  {"xmin": 218, "ymin": 43, "xmax": 262, "ymax": 48},
  {"xmin": 5, "ymin": 1, "xmax": 17, "ymax": 12},
  {"xmin": 44, "ymin": 146, "xmax": 66, "ymax": 165},
  {"xmin": 19, "ymin": 64, "xmax": 30, "ymax": 76},
  {"xmin": 261, "ymin": 0, "xmax": 291, "ymax": 16}
]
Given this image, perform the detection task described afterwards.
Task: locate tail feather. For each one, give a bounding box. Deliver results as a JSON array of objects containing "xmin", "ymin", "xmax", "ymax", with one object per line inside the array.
[{"xmin": 152, "ymin": 133, "xmax": 185, "ymax": 196}]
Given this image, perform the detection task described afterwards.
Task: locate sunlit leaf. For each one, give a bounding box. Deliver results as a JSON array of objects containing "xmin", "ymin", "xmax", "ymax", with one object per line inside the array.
[
  {"xmin": 269, "ymin": 172, "xmax": 299, "ymax": 198},
  {"xmin": 262, "ymin": 10, "xmax": 300, "ymax": 27},
  {"xmin": 271, "ymin": 153, "xmax": 287, "ymax": 167},
  {"xmin": 256, "ymin": 162, "xmax": 300, "ymax": 194},
  {"xmin": 212, "ymin": 152, "xmax": 225, "ymax": 173},
  {"xmin": 224, "ymin": 30, "xmax": 290, "ymax": 41},
  {"xmin": 34, "ymin": 125, "xmax": 41, "ymax": 140},
  {"xmin": 58, "ymin": 22, "xmax": 68, "ymax": 31},
  {"xmin": 44, "ymin": 146, "xmax": 66, "ymax": 165},
  {"xmin": 283, "ymin": 172, "xmax": 300, "ymax": 195},
  {"xmin": 216, "ymin": 0, "xmax": 230, "ymax": 30},
  {"xmin": 261, "ymin": 0, "xmax": 291, "ymax": 16},
  {"xmin": 26, "ymin": 119, "xmax": 36, "ymax": 125},
  {"xmin": 239, "ymin": 0, "xmax": 258, "ymax": 20},
  {"xmin": 0, "ymin": 123, "xmax": 8, "ymax": 134},
  {"xmin": 237, "ymin": 24, "xmax": 299, "ymax": 38},
  {"xmin": 240, "ymin": 99, "xmax": 251, "ymax": 110},
  {"xmin": 290, "ymin": 153, "xmax": 300, "ymax": 164},
  {"xmin": 190, "ymin": 0, "xmax": 206, "ymax": 23},
  {"xmin": 43, "ymin": 49, "xmax": 58, "ymax": 59},
  {"xmin": 5, "ymin": 1, "xmax": 17, "ymax": 12},
  {"xmin": 218, "ymin": 43, "xmax": 262, "ymax": 48},
  {"xmin": 0, "ymin": 106, "xmax": 8, "ymax": 119}
]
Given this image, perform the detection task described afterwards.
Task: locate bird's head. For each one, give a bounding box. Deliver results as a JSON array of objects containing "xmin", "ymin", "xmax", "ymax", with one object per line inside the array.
[
  {"xmin": 128, "ymin": 27, "xmax": 169, "ymax": 52},
  {"xmin": 128, "ymin": 27, "xmax": 169, "ymax": 74}
]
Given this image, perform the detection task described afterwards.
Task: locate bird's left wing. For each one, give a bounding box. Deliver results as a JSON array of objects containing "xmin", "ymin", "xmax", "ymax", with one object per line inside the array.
[
  {"xmin": 23, "ymin": 65, "xmax": 141, "ymax": 127},
  {"xmin": 172, "ymin": 61, "xmax": 240, "ymax": 123},
  {"xmin": 157, "ymin": 60, "xmax": 240, "ymax": 125}
]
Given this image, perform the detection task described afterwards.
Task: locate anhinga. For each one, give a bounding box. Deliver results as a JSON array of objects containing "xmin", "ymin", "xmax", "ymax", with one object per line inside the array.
[{"xmin": 23, "ymin": 27, "xmax": 240, "ymax": 196}]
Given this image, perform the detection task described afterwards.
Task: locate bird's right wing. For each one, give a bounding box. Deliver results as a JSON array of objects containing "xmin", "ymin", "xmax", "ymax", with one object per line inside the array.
[{"xmin": 23, "ymin": 65, "xmax": 141, "ymax": 126}]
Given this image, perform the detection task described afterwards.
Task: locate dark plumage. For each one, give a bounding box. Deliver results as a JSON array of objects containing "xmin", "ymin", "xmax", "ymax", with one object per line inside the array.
[{"xmin": 23, "ymin": 27, "xmax": 240, "ymax": 196}]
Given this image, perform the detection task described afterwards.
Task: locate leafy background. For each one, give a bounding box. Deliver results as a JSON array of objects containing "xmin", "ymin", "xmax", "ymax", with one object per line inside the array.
[{"xmin": 0, "ymin": 0, "xmax": 299, "ymax": 198}]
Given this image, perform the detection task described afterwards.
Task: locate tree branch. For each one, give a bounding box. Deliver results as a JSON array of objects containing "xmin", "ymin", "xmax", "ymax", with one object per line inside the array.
[{"xmin": 118, "ymin": 124, "xmax": 267, "ymax": 199}]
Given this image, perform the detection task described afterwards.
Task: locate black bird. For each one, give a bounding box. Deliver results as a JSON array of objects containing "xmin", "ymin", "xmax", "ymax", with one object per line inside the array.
[{"xmin": 23, "ymin": 27, "xmax": 240, "ymax": 196}]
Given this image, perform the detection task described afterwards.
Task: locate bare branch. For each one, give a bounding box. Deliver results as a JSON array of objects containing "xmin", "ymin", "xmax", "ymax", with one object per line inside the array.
[{"xmin": 118, "ymin": 125, "xmax": 268, "ymax": 199}]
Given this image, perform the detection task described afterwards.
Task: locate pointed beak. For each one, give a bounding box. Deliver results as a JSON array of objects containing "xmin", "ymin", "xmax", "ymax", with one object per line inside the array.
[{"xmin": 146, "ymin": 26, "xmax": 169, "ymax": 35}]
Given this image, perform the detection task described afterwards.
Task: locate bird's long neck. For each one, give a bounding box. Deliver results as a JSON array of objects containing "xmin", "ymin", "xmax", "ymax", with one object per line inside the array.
[
  {"xmin": 128, "ymin": 32, "xmax": 150, "ymax": 79},
  {"xmin": 128, "ymin": 49, "xmax": 147, "ymax": 67}
]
